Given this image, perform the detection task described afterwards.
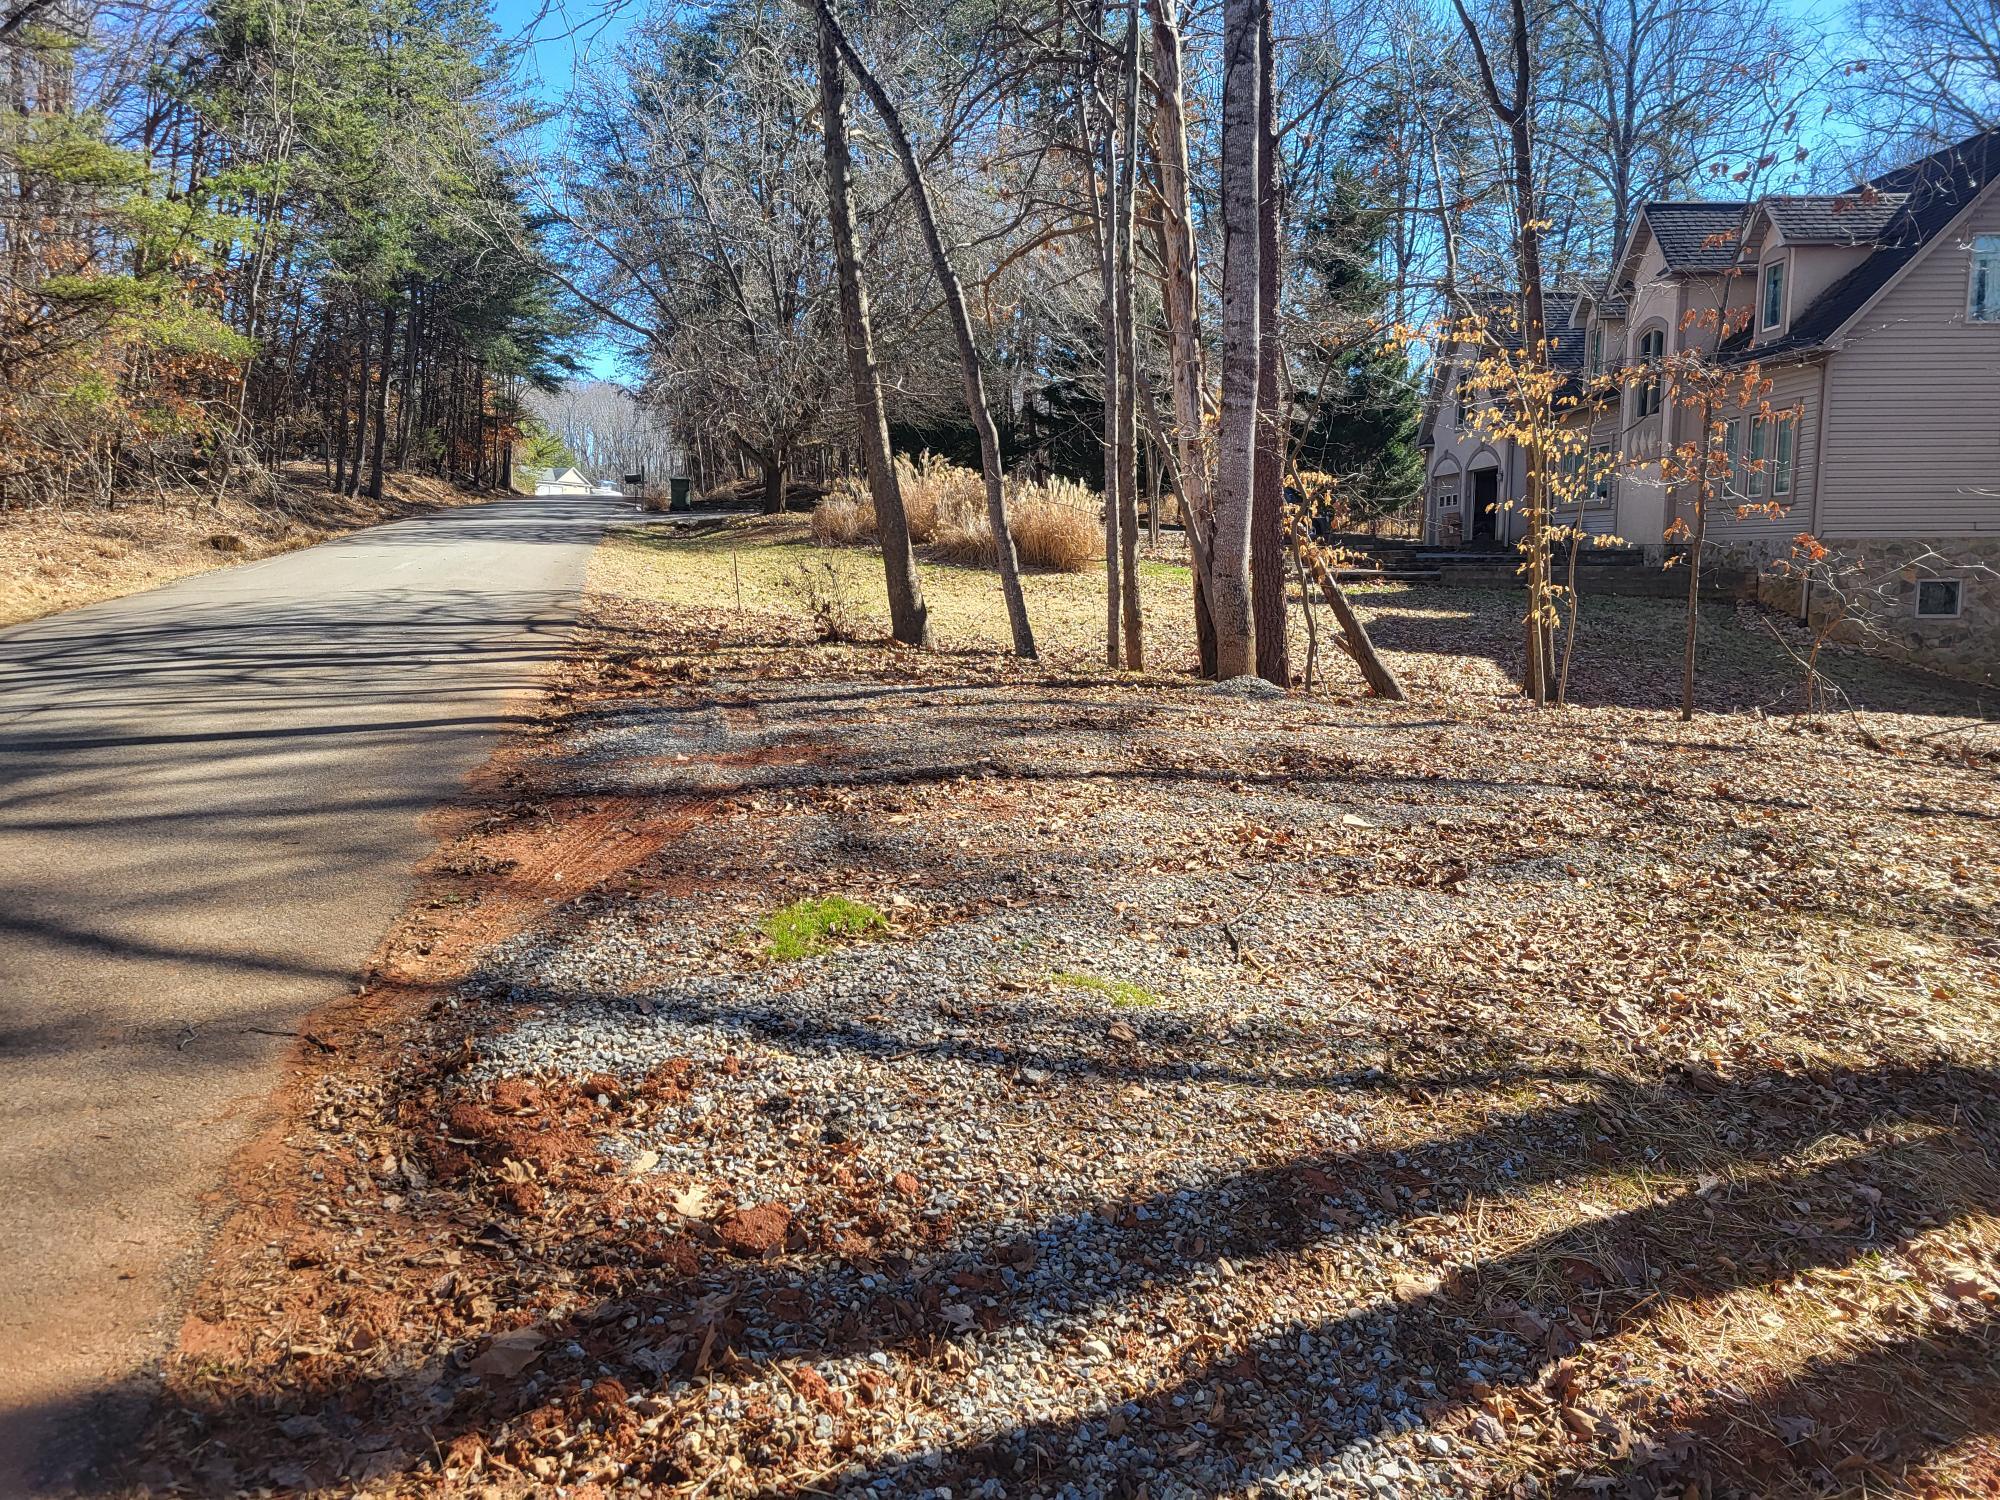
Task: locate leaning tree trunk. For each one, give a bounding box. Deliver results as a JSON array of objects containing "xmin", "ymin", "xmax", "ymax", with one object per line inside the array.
[
  {"xmin": 1209, "ymin": 0, "xmax": 1263, "ymax": 680},
  {"xmin": 1114, "ymin": 0, "xmax": 1145, "ymax": 668},
  {"xmin": 1250, "ymin": 0, "xmax": 1289, "ymax": 687},
  {"xmin": 814, "ymin": 0, "xmax": 930, "ymax": 647},
  {"xmin": 826, "ymin": 12, "xmax": 1035, "ymax": 658},
  {"xmin": 1288, "ymin": 513, "xmax": 1407, "ymax": 701}
]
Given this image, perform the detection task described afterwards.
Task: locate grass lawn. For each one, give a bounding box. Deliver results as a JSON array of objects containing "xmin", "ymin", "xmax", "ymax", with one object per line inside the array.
[
  {"xmin": 597, "ymin": 513, "xmax": 1198, "ymax": 667},
  {"xmin": 598, "ymin": 513, "xmax": 1990, "ymax": 722}
]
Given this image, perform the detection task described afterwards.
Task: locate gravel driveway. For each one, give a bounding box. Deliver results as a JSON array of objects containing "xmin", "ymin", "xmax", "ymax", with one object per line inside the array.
[{"xmin": 127, "ymin": 589, "xmax": 2000, "ymax": 1500}]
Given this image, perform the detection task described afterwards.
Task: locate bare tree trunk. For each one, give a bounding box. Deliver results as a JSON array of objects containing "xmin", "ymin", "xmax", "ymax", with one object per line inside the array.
[
  {"xmin": 367, "ymin": 299, "xmax": 393, "ymax": 501},
  {"xmin": 1210, "ymin": 0, "xmax": 1262, "ymax": 680},
  {"xmin": 814, "ymin": 0, "xmax": 929, "ymax": 647},
  {"xmin": 1681, "ymin": 398, "xmax": 1713, "ymax": 722},
  {"xmin": 1088, "ymin": 8, "xmax": 1124, "ymax": 669},
  {"xmin": 1250, "ymin": 0, "xmax": 1288, "ymax": 687},
  {"xmin": 761, "ymin": 447, "xmax": 788, "ymax": 515},
  {"xmin": 1149, "ymin": 0, "xmax": 1216, "ymax": 676},
  {"xmin": 824, "ymin": 12, "xmax": 1036, "ymax": 658},
  {"xmin": 1452, "ymin": 0, "xmax": 1551, "ymax": 703},
  {"xmin": 1114, "ymin": 0, "xmax": 1145, "ymax": 668},
  {"xmin": 345, "ymin": 303, "xmax": 370, "ymax": 498}
]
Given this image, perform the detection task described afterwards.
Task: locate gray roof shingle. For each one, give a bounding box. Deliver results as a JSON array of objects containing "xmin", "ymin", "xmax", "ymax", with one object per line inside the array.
[
  {"xmin": 1728, "ymin": 126, "xmax": 2000, "ymax": 361},
  {"xmin": 1641, "ymin": 201, "xmax": 1752, "ymax": 269},
  {"xmin": 1762, "ymin": 192, "xmax": 1911, "ymax": 245}
]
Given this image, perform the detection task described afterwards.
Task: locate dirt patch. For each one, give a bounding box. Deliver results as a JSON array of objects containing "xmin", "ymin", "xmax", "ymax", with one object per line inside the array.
[{"xmin": 0, "ymin": 464, "xmax": 496, "ymax": 626}]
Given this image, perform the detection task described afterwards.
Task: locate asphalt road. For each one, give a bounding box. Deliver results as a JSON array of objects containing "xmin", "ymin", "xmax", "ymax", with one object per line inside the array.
[{"xmin": 0, "ymin": 491, "xmax": 639, "ymax": 1491}]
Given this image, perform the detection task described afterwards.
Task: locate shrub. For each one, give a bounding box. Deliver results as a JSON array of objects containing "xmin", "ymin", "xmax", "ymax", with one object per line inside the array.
[{"xmin": 776, "ymin": 554, "xmax": 863, "ymax": 641}]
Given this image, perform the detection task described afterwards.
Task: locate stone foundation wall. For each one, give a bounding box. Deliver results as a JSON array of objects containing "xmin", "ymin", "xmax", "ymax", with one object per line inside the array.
[{"xmin": 1753, "ymin": 536, "xmax": 2000, "ymax": 688}]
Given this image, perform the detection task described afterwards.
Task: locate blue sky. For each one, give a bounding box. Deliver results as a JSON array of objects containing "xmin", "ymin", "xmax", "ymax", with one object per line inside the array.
[{"xmin": 497, "ymin": 0, "xmax": 1875, "ymax": 382}]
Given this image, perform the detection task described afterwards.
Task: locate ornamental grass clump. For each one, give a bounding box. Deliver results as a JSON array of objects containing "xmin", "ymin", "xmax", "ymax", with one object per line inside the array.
[{"xmin": 810, "ymin": 454, "xmax": 1098, "ymax": 573}]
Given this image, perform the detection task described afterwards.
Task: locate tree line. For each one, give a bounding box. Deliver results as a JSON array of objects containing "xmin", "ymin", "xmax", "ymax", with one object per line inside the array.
[{"xmin": 1, "ymin": 0, "xmax": 567, "ymax": 508}]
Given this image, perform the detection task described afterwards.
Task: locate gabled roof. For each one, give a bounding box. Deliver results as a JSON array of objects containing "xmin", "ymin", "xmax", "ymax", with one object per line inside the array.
[
  {"xmin": 1761, "ymin": 192, "xmax": 1910, "ymax": 245},
  {"xmin": 1639, "ymin": 201, "xmax": 1753, "ymax": 270},
  {"xmin": 1728, "ymin": 126, "xmax": 2000, "ymax": 361},
  {"xmin": 1451, "ymin": 290, "xmax": 1583, "ymax": 363}
]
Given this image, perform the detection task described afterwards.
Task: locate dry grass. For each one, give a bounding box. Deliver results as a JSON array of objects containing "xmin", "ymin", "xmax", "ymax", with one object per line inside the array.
[{"xmin": 813, "ymin": 453, "xmax": 1100, "ymax": 573}]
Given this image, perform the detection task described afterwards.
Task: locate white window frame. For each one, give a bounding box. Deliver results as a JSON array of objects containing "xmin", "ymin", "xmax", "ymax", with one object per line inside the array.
[
  {"xmin": 1723, "ymin": 417, "xmax": 1743, "ymax": 495},
  {"xmin": 1746, "ymin": 417, "xmax": 1768, "ymax": 497},
  {"xmin": 1915, "ymin": 578, "xmax": 1963, "ymax": 618},
  {"xmin": 1970, "ymin": 235, "xmax": 2000, "ymax": 323},
  {"xmin": 1761, "ymin": 259, "xmax": 1786, "ymax": 330},
  {"xmin": 1589, "ymin": 441, "xmax": 1614, "ymax": 505},
  {"xmin": 1435, "ymin": 485, "xmax": 1460, "ymax": 511},
  {"xmin": 1772, "ymin": 416, "xmax": 1794, "ymax": 497}
]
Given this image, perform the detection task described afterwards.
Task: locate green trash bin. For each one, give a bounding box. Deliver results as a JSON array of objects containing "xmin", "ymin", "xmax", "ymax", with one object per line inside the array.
[{"xmin": 669, "ymin": 475, "xmax": 692, "ymax": 511}]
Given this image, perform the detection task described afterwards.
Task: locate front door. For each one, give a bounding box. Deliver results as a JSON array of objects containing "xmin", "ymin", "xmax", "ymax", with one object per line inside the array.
[{"xmin": 1470, "ymin": 468, "xmax": 1500, "ymax": 543}]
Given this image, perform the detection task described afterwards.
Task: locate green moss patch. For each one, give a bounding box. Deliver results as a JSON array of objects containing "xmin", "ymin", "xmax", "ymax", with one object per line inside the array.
[
  {"xmin": 1051, "ymin": 970, "xmax": 1160, "ymax": 1007},
  {"xmin": 762, "ymin": 896, "xmax": 888, "ymax": 961}
]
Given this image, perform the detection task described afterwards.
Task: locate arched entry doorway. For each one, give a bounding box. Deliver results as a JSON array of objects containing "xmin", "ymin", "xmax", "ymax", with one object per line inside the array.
[{"xmin": 1468, "ymin": 463, "xmax": 1501, "ymax": 544}]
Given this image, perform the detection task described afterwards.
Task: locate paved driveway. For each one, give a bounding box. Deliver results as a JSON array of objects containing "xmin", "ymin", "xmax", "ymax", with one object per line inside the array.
[{"xmin": 0, "ymin": 491, "xmax": 638, "ymax": 1490}]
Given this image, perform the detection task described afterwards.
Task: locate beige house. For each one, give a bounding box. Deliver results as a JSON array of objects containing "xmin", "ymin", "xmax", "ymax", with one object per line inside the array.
[{"xmin": 1421, "ymin": 127, "xmax": 2000, "ymax": 682}]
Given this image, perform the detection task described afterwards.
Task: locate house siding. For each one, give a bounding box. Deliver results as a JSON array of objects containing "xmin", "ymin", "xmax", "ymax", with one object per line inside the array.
[
  {"xmin": 1816, "ymin": 180, "xmax": 2000, "ymax": 539},
  {"xmin": 1701, "ymin": 360, "xmax": 1823, "ymax": 551},
  {"xmin": 1423, "ymin": 367, "xmax": 1527, "ymax": 545}
]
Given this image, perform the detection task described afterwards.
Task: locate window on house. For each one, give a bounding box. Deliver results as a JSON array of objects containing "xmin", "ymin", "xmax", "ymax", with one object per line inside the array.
[
  {"xmin": 1636, "ymin": 328, "xmax": 1665, "ymax": 416},
  {"xmin": 1723, "ymin": 418, "xmax": 1742, "ymax": 493},
  {"xmin": 1455, "ymin": 382, "xmax": 1470, "ymax": 431},
  {"xmin": 1555, "ymin": 447, "xmax": 1585, "ymax": 508},
  {"xmin": 1436, "ymin": 486, "xmax": 1460, "ymax": 511},
  {"xmin": 1772, "ymin": 416, "xmax": 1794, "ymax": 497},
  {"xmin": 1746, "ymin": 417, "xmax": 1768, "ymax": 496},
  {"xmin": 1916, "ymin": 579, "xmax": 1963, "ymax": 618},
  {"xmin": 1589, "ymin": 326, "xmax": 1603, "ymax": 373},
  {"xmin": 1590, "ymin": 442, "xmax": 1614, "ymax": 504},
  {"xmin": 1762, "ymin": 260, "xmax": 1786, "ymax": 329},
  {"xmin": 1970, "ymin": 235, "xmax": 2000, "ymax": 323}
]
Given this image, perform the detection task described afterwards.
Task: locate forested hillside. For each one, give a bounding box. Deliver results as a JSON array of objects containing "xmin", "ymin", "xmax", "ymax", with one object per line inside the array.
[{"xmin": 0, "ymin": 0, "xmax": 565, "ymax": 510}]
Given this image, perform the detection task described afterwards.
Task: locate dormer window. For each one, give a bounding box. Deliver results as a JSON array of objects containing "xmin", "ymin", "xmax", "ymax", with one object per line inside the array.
[
  {"xmin": 1762, "ymin": 260, "xmax": 1786, "ymax": 330},
  {"xmin": 1971, "ymin": 235, "xmax": 2000, "ymax": 323},
  {"xmin": 1589, "ymin": 326, "xmax": 1603, "ymax": 373}
]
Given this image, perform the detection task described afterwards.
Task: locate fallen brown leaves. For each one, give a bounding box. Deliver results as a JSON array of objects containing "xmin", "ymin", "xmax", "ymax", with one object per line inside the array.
[{"xmin": 120, "ymin": 567, "xmax": 2000, "ymax": 1500}]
